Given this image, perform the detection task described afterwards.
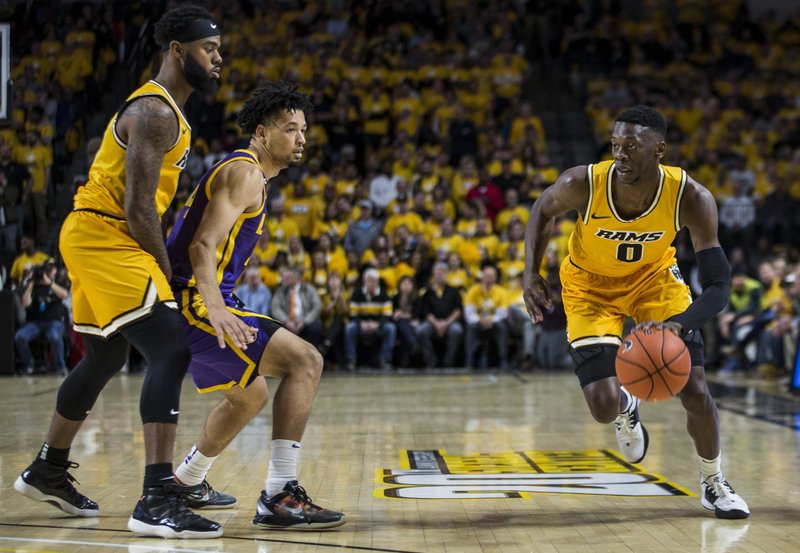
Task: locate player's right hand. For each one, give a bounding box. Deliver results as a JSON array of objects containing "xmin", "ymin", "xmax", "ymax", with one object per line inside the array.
[
  {"xmin": 208, "ymin": 307, "xmax": 258, "ymax": 350},
  {"xmin": 523, "ymin": 272, "xmax": 552, "ymax": 323}
]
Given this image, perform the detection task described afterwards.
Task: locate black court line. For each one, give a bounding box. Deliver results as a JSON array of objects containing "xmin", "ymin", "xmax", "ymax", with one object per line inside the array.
[
  {"xmin": 708, "ymin": 380, "xmax": 800, "ymax": 431},
  {"xmin": 511, "ymin": 371, "xmax": 529, "ymax": 384},
  {"xmin": 30, "ymin": 386, "xmax": 62, "ymax": 397},
  {"xmin": 0, "ymin": 522, "xmax": 423, "ymax": 553}
]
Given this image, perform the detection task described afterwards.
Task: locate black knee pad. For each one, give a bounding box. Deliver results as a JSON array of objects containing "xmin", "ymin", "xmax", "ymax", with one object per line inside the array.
[
  {"xmin": 570, "ymin": 344, "xmax": 619, "ymax": 388},
  {"xmin": 683, "ymin": 328, "xmax": 704, "ymax": 367},
  {"xmin": 56, "ymin": 334, "xmax": 129, "ymax": 421},
  {"xmin": 123, "ymin": 303, "xmax": 191, "ymax": 424}
]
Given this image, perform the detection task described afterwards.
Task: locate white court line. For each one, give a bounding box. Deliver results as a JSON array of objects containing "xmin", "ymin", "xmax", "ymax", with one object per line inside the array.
[{"xmin": 0, "ymin": 536, "xmax": 222, "ymax": 553}]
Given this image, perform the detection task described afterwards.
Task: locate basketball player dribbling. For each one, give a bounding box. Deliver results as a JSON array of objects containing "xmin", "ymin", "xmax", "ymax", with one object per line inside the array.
[
  {"xmin": 165, "ymin": 82, "xmax": 345, "ymax": 530},
  {"xmin": 523, "ymin": 106, "xmax": 749, "ymax": 519},
  {"xmin": 14, "ymin": 4, "xmax": 225, "ymax": 538}
]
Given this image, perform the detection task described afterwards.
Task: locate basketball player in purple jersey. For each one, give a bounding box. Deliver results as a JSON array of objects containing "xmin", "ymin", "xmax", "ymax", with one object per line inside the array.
[{"xmin": 166, "ymin": 82, "xmax": 345, "ymax": 530}]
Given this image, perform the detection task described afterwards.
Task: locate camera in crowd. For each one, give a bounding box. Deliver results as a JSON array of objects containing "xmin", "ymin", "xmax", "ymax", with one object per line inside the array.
[{"xmin": 23, "ymin": 259, "xmax": 56, "ymax": 287}]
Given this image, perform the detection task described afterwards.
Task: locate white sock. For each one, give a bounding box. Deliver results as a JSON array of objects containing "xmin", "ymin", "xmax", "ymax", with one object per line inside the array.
[
  {"xmin": 700, "ymin": 453, "xmax": 722, "ymax": 482},
  {"xmin": 266, "ymin": 439, "xmax": 300, "ymax": 497},
  {"xmin": 174, "ymin": 444, "xmax": 217, "ymax": 486}
]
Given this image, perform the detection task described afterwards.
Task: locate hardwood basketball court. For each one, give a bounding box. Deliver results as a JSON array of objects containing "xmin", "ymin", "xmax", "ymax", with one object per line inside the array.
[{"xmin": 1, "ymin": 371, "xmax": 798, "ymax": 552}]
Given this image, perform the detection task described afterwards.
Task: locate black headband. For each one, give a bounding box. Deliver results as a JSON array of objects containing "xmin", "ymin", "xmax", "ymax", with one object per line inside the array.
[{"xmin": 174, "ymin": 19, "xmax": 221, "ymax": 43}]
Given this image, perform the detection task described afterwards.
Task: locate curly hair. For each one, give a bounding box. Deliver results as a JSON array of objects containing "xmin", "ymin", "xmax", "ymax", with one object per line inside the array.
[
  {"xmin": 237, "ymin": 81, "xmax": 314, "ymax": 135},
  {"xmin": 153, "ymin": 3, "xmax": 214, "ymax": 50},
  {"xmin": 615, "ymin": 105, "xmax": 667, "ymax": 138}
]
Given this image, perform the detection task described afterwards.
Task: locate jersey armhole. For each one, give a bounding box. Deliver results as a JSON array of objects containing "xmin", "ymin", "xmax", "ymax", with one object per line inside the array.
[
  {"xmin": 113, "ymin": 94, "xmax": 182, "ymax": 151},
  {"xmin": 582, "ymin": 164, "xmax": 594, "ymax": 224},
  {"xmin": 674, "ymin": 169, "xmax": 687, "ymax": 231}
]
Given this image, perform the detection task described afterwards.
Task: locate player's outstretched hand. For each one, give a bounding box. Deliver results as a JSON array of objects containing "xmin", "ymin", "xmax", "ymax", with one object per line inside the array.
[
  {"xmin": 633, "ymin": 320, "xmax": 683, "ymax": 336},
  {"xmin": 523, "ymin": 272, "xmax": 552, "ymax": 323},
  {"xmin": 208, "ymin": 306, "xmax": 258, "ymax": 349}
]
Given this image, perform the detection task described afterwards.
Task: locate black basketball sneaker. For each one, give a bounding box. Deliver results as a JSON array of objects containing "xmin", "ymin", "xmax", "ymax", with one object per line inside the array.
[
  {"xmin": 253, "ymin": 480, "xmax": 345, "ymax": 530},
  {"xmin": 128, "ymin": 484, "xmax": 223, "ymax": 538},
  {"xmin": 176, "ymin": 479, "xmax": 237, "ymax": 509},
  {"xmin": 14, "ymin": 458, "xmax": 99, "ymax": 517}
]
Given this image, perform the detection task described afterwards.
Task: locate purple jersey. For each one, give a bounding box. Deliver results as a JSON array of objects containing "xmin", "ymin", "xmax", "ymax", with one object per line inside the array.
[{"xmin": 167, "ymin": 149, "xmax": 267, "ymax": 297}]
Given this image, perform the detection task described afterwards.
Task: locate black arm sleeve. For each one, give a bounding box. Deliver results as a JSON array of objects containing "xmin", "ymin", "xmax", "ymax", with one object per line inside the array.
[{"xmin": 668, "ymin": 247, "xmax": 730, "ymax": 334}]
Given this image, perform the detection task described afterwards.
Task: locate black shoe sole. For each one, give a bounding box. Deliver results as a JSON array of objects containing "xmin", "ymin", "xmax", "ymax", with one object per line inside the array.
[{"xmin": 253, "ymin": 516, "xmax": 346, "ymax": 531}]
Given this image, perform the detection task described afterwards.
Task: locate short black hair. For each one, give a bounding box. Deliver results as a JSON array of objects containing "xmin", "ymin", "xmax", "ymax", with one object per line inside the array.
[
  {"xmin": 615, "ymin": 105, "xmax": 667, "ymax": 138},
  {"xmin": 153, "ymin": 4, "xmax": 214, "ymax": 50},
  {"xmin": 237, "ymin": 81, "xmax": 314, "ymax": 135}
]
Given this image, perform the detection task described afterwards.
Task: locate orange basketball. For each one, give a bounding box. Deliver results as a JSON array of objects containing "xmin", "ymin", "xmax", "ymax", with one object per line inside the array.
[{"xmin": 616, "ymin": 327, "xmax": 691, "ymax": 401}]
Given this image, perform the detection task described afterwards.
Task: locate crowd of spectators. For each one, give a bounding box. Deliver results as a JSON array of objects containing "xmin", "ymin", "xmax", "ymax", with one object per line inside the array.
[
  {"xmin": 2, "ymin": 1, "xmax": 799, "ymax": 380},
  {"xmin": 157, "ymin": 0, "xmax": 567, "ymax": 370}
]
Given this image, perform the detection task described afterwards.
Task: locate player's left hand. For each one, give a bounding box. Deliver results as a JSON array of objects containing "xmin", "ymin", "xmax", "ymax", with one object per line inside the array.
[{"xmin": 634, "ymin": 320, "xmax": 683, "ymax": 336}]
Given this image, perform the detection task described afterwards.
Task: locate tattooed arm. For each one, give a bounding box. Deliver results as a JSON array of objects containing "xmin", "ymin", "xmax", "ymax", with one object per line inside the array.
[{"xmin": 118, "ymin": 97, "xmax": 179, "ymax": 281}]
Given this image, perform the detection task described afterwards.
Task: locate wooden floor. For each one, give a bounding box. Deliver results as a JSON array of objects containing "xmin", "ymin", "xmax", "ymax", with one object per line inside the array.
[{"xmin": 1, "ymin": 370, "xmax": 798, "ymax": 553}]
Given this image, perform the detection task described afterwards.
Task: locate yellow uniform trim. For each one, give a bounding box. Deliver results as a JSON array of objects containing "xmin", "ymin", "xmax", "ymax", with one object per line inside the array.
[
  {"xmin": 607, "ymin": 164, "xmax": 664, "ymax": 223},
  {"xmin": 583, "ymin": 164, "xmax": 594, "ymax": 224},
  {"xmin": 674, "ymin": 169, "xmax": 687, "ymax": 232},
  {"xmin": 179, "ymin": 289, "xmax": 258, "ymax": 394}
]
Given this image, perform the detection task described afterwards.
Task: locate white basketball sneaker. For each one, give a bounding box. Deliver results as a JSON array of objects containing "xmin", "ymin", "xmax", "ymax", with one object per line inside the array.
[
  {"xmin": 701, "ymin": 474, "xmax": 750, "ymax": 519},
  {"xmin": 614, "ymin": 392, "xmax": 649, "ymax": 463}
]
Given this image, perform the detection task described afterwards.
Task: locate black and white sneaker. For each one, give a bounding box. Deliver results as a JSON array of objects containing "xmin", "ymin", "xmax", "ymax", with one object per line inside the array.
[
  {"xmin": 701, "ymin": 474, "xmax": 750, "ymax": 519},
  {"xmin": 14, "ymin": 459, "xmax": 99, "ymax": 517},
  {"xmin": 614, "ymin": 395, "xmax": 649, "ymax": 464},
  {"xmin": 128, "ymin": 485, "xmax": 223, "ymax": 538},
  {"xmin": 177, "ymin": 479, "xmax": 237, "ymax": 509},
  {"xmin": 253, "ymin": 481, "xmax": 345, "ymax": 530}
]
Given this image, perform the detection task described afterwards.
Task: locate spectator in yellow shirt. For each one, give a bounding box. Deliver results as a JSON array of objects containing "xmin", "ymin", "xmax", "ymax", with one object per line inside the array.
[
  {"xmin": 384, "ymin": 194, "xmax": 425, "ymax": 241},
  {"xmin": 10, "ymin": 235, "xmax": 51, "ymax": 285},
  {"xmin": 445, "ymin": 251, "xmax": 471, "ymax": 292},
  {"xmin": 16, "ymin": 131, "xmax": 52, "ymax": 245},
  {"xmin": 285, "ymin": 181, "xmax": 324, "ymax": 246},
  {"xmin": 495, "ymin": 188, "xmax": 529, "ymax": 235},
  {"xmin": 468, "ymin": 217, "xmax": 500, "ymax": 263},
  {"xmin": 267, "ymin": 197, "xmax": 301, "ymax": 250},
  {"xmin": 463, "ymin": 264, "xmax": 509, "ymax": 369},
  {"xmin": 286, "ymin": 236, "xmax": 312, "ymax": 274},
  {"xmin": 302, "ymin": 157, "xmax": 331, "ymax": 197},
  {"xmin": 431, "ymin": 217, "xmax": 464, "ymax": 261},
  {"xmin": 509, "ymin": 102, "xmax": 545, "ymax": 146},
  {"xmin": 412, "ymin": 156, "xmax": 446, "ymax": 202}
]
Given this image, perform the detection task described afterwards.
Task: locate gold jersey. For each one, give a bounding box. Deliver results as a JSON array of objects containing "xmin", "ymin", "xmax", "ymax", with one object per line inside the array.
[
  {"xmin": 568, "ymin": 160, "xmax": 687, "ymax": 278},
  {"xmin": 74, "ymin": 80, "xmax": 191, "ymax": 219}
]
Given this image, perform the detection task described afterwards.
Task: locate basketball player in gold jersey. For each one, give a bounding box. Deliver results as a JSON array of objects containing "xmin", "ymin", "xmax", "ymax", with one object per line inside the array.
[
  {"xmin": 14, "ymin": 4, "xmax": 225, "ymax": 538},
  {"xmin": 523, "ymin": 106, "xmax": 749, "ymax": 519}
]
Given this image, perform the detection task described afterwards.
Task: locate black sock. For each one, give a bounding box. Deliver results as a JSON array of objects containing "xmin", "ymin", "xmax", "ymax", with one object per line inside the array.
[
  {"xmin": 37, "ymin": 443, "xmax": 70, "ymax": 466},
  {"xmin": 143, "ymin": 463, "xmax": 174, "ymax": 491}
]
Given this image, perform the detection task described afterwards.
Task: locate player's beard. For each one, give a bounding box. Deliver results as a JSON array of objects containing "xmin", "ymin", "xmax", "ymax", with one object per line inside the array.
[{"xmin": 182, "ymin": 51, "xmax": 218, "ymax": 95}]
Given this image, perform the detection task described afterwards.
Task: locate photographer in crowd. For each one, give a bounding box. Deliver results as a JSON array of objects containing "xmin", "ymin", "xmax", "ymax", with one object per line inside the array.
[{"xmin": 15, "ymin": 260, "xmax": 69, "ymax": 375}]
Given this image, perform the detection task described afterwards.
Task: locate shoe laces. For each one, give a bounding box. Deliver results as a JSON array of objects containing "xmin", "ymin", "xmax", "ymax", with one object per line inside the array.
[
  {"xmin": 47, "ymin": 461, "xmax": 89, "ymax": 501},
  {"xmin": 615, "ymin": 410, "xmax": 638, "ymax": 435},
  {"xmin": 285, "ymin": 483, "xmax": 322, "ymax": 511},
  {"xmin": 706, "ymin": 475, "xmax": 736, "ymax": 501}
]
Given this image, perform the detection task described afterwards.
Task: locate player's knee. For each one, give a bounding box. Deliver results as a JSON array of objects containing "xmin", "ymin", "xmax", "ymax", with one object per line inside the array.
[
  {"xmin": 585, "ymin": 390, "xmax": 620, "ymax": 423},
  {"xmin": 301, "ymin": 342, "xmax": 324, "ymax": 381},
  {"xmin": 158, "ymin": 339, "xmax": 191, "ymax": 377},
  {"xmin": 572, "ymin": 344, "xmax": 620, "ymax": 423}
]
